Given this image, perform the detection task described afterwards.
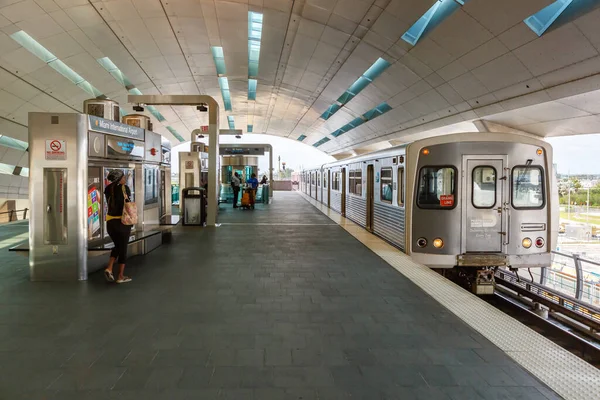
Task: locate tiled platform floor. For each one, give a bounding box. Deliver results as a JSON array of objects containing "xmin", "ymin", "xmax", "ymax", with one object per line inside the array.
[{"xmin": 0, "ymin": 192, "xmax": 561, "ymax": 399}]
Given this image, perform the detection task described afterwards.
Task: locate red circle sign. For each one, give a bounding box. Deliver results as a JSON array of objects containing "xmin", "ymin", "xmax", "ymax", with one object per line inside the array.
[{"xmin": 50, "ymin": 140, "xmax": 61, "ymax": 151}]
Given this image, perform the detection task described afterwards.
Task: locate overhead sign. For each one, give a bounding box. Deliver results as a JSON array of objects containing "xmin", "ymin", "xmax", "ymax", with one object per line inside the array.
[
  {"xmin": 88, "ymin": 115, "xmax": 145, "ymax": 140},
  {"xmin": 440, "ymin": 194, "xmax": 454, "ymax": 207},
  {"xmin": 45, "ymin": 139, "xmax": 66, "ymax": 160},
  {"xmin": 200, "ymin": 126, "xmax": 209, "ymax": 132}
]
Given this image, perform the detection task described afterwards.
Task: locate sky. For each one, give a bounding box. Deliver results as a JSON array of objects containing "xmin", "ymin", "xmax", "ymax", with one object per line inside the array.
[
  {"xmin": 547, "ymin": 134, "xmax": 600, "ymax": 175},
  {"xmin": 170, "ymin": 134, "xmax": 335, "ymax": 175},
  {"xmin": 169, "ymin": 133, "xmax": 600, "ymax": 176}
]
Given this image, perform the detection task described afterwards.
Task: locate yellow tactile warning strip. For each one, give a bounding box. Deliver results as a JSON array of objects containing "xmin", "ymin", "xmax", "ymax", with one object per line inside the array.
[{"xmin": 297, "ymin": 191, "xmax": 600, "ymax": 400}]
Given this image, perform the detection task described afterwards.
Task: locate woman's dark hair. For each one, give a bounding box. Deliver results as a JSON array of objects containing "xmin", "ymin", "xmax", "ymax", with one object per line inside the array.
[{"xmin": 252, "ymin": 173, "xmax": 256, "ymax": 178}]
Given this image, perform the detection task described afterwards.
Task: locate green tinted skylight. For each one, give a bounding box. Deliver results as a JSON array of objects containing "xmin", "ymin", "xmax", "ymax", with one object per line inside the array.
[
  {"xmin": 331, "ymin": 102, "xmax": 392, "ymax": 138},
  {"xmin": 166, "ymin": 126, "xmax": 185, "ymax": 142},
  {"xmin": 97, "ymin": 57, "xmax": 132, "ymax": 87},
  {"xmin": 401, "ymin": 0, "xmax": 466, "ymax": 46},
  {"xmin": 227, "ymin": 116, "xmax": 235, "ymax": 129},
  {"xmin": 297, "ymin": 135, "xmax": 307, "ymax": 141},
  {"xmin": 0, "ymin": 135, "xmax": 28, "ymax": 151},
  {"xmin": 248, "ymin": 79, "xmax": 257, "ymax": 101},
  {"xmin": 219, "ymin": 77, "xmax": 232, "ymax": 111},
  {"xmin": 0, "ymin": 162, "xmax": 16, "ymax": 176},
  {"xmin": 10, "ymin": 31, "xmax": 104, "ymax": 98},
  {"xmin": 321, "ymin": 57, "xmax": 390, "ymax": 121},
  {"xmin": 247, "ymin": 125, "xmax": 253, "ymax": 132},
  {"xmin": 248, "ymin": 12, "xmax": 263, "ymax": 78},
  {"xmin": 523, "ymin": 0, "xmax": 594, "ymax": 36},
  {"xmin": 313, "ymin": 137, "xmax": 330, "ymax": 147},
  {"xmin": 211, "ymin": 46, "xmax": 227, "ymax": 76}
]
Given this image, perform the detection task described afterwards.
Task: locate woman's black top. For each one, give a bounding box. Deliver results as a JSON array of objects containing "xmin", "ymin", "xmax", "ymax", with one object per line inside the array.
[{"xmin": 104, "ymin": 183, "xmax": 131, "ymax": 217}]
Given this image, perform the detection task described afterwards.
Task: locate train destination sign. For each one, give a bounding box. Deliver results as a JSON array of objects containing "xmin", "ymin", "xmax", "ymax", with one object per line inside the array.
[{"xmin": 88, "ymin": 115, "xmax": 145, "ymax": 141}]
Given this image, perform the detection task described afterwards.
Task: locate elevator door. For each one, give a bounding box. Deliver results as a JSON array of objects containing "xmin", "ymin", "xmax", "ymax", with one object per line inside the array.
[{"xmin": 366, "ymin": 165, "xmax": 374, "ymax": 232}]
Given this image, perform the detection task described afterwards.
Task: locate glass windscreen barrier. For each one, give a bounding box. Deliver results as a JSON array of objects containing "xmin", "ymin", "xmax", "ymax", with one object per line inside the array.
[
  {"xmin": 472, "ymin": 166, "xmax": 496, "ymax": 208},
  {"xmin": 512, "ymin": 166, "xmax": 544, "ymax": 209},
  {"xmin": 417, "ymin": 166, "xmax": 456, "ymax": 209}
]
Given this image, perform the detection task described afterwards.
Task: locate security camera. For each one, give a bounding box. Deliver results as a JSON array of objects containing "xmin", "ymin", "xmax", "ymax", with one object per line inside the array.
[
  {"xmin": 197, "ymin": 103, "xmax": 208, "ymax": 112},
  {"xmin": 199, "ymin": 134, "xmax": 204, "ymax": 139},
  {"xmin": 133, "ymin": 104, "xmax": 144, "ymax": 112},
  {"xmin": 235, "ymin": 135, "xmax": 241, "ymax": 139}
]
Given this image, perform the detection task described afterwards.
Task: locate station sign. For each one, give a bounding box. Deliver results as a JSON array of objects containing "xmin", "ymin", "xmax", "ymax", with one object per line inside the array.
[{"xmin": 88, "ymin": 115, "xmax": 145, "ymax": 141}]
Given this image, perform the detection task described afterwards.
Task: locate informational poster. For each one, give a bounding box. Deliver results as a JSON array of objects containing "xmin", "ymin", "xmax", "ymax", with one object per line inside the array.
[
  {"xmin": 87, "ymin": 185, "xmax": 101, "ymax": 240},
  {"xmin": 45, "ymin": 139, "xmax": 66, "ymax": 160}
]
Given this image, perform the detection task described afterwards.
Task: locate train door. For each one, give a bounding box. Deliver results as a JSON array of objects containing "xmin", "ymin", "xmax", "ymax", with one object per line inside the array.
[
  {"xmin": 341, "ymin": 168, "xmax": 346, "ymax": 216},
  {"xmin": 366, "ymin": 164, "xmax": 374, "ymax": 232},
  {"xmin": 463, "ymin": 157, "xmax": 505, "ymax": 253},
  {"xmin": 160, "ymin": 169, "xmax": 166, "ymax": 217}
]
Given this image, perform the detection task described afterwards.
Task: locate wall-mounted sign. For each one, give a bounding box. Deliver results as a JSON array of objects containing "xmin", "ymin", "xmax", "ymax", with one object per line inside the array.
[
  {"xmin": 185, "ymin": 161, "xmax": 194, "ymax": 169},
  {"xmin": 89, "ymin": 115, "xmax": 145, "ymax": 141},
  {"xmin": 45, "ymin": 139, "xmax": 66, "ymax": 160},
  {"xmin": 200, "ymin": 125, "xmax": 209, "ymax": 132},
  {"xmin": 106, "ymin": 137, "xmax": 144, "ymax": 159}
]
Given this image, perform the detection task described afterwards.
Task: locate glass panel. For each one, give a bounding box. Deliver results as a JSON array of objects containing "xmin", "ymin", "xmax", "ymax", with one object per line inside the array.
[
  {"xmin": 472, "ymin": 166, "xmax": 496, "ymax": 208},
  {"xmin": 380, "ymin": 168, "xmax": 393, "ymax": 203},
  {"xmin": 87, "ymin": 167, "xmax": 102, "ymax": 241},
  {"xmin": 417, "ymin": 167, "xmax": 456, "ymax": 209},
  {"xmin": 512, "ymin": 166, "xmax": 544, "ymax": 209}
]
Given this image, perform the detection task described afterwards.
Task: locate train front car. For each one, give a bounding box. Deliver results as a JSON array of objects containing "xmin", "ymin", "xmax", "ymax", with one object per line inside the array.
[{"xmin": 407, "ymin": 133, "xmax": 555, "ymax": 294}]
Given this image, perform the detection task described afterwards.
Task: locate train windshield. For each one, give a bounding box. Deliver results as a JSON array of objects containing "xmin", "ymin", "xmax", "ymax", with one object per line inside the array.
[
  {"xmin": 512, "ymin": 166, "xmax": 544, "ymax": 209},
  {"xmin": 417, "ymin": 166, "xmax": 456, "ymax": 209}
]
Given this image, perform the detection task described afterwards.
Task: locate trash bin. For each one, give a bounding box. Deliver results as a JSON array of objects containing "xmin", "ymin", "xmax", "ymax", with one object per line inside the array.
[
  {"xmin": 181, "ymin": 187, "xmax": 206, "ymax": 226},
  {"xmin": 262, "ymin": 184, "xmax": 269, "ymax": 204}
]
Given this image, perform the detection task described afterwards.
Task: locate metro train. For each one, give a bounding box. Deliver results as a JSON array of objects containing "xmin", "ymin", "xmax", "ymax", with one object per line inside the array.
[{"xmin": 301, "ymin": 132, "xmax": 558, "ymax": 294}]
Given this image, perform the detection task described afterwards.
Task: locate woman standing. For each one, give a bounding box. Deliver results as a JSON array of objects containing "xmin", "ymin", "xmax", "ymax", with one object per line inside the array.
[{"xmin": 104, "ymin": 169, "xmax": 133, "ymax": 284}]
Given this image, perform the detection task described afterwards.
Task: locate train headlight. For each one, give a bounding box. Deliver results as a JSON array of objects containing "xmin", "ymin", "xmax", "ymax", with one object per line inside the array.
[
  {"xmin": 417, "ymin": 238, "xmax": 427, "ymax": 248},
  {"xmin": 522, "ymin": 237, "xmax": 532, "ymax": 249},
  {"xmin": 535, "ymin": 237, "xmax": 545, "ymax": 248},
  {"xmin": 433, "ymin": 238, "xmax": 444, "ymax": 248},
  {"xmin": 536, "ymin": 148, "xmax": 543, "ymax": 156}
]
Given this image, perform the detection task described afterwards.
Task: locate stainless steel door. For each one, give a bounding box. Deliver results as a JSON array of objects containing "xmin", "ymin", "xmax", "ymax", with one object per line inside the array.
[
  {"xmin": 366, "ymin": 164, "xmax": 374, "ymax": 232},
  {"xmin": 341, "ymin": 168, "xmax": 346, "ymax": 216},
  {"xmin": 465, "ymin": 158, "xmax": 504, "ymax": 252}
]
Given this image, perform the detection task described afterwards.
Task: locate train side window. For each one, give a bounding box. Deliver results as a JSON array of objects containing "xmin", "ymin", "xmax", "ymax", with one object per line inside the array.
[
  {"xmin": 380, "ymin": 168, "xmax": 393, "ymax": 203},
  {"xmin": 472, "ymin": 166, "xmax": 496, "ymax": 209},
  {"xmin": 349, "ymin": 170, "xmax": 362, "ymax": 195},
  {"xmin": 417, "ymin": 166, "xmax": 456, "ymax": 209},
  {"xmin": 512, "ymin": 166, "xmax": 544, "ymax": 209},
  {"xmin": 332, "ymin": 172, "xmax": 339, "ymax": 191},
  {"xmin": 311, "ymin": 174, "xmax": 315, "ymax": 185},
  {"xmin": 318, "ymin": 173, "xmax": 321, "ymax": 187},
  {"xmin": 398, "ymin": 167, "xmax": 405, "ymax": 207}
]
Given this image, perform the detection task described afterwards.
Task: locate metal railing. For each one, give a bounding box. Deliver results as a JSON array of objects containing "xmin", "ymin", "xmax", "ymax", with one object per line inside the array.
[{"xmin": 0, "ymin": 208, "xmax": 28, "ymax": 224}]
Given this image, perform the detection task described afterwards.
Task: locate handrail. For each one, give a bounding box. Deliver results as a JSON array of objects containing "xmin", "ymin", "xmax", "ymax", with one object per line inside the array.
[
  {"xmin": 0, "ymin": 208, "xmax": 28, "ymax": 222},
  {"xmin": 548, "ymin": 250, "xmax": 600, "ymax": 304}
]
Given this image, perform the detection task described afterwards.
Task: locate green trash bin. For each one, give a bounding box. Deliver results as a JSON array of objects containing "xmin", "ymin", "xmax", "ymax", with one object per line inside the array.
[{"xmin": 262, "ymin": 185, "xmax": 269, "ymax": 204}]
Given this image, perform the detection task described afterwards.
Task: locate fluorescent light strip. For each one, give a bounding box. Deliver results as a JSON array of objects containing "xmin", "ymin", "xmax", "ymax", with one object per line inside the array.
[
  {"xmin": 211, "ymin": 46, "xmax": 227, "ymax": 76},
  {"xmin": 401, "ymin": 0, "xmax": 465, "ymax": 46},
  {"xmin": 331, "ymin": 102, "xmax": 392, "ymax": 138},
  {"xmin": 248, "ymin": 12, "xmax": 263, "ymax": 78},
  {"xmin": 218, "ymin": 77, "xmax": 232, "ymax": 111},
  {"xmin": 10, "ymin": 31, "xmax": 103, "ymax": 98},
  {"xmin": 227, "ymin": 116, "xmax": 235, "ymax": 129},
  {"xmin": 313, "ymin": 137, "xmax": 330, "ymax": 148},
  {"xmin": 0, "ymin": 135, "xmax": 28, "ymax": 151},
  {"xmin": 297, "ymin": 135, "xmax": 307, "ymax": 141},
  {"xmin": 524, "ymin": 0, "xmax": 573, "ymax": 36},
  {"xmin": 321, "ymin": 57, "xmax": 391, "ymax": 120},
  {"xmin": 166, "ymin": 126, "xmax": 185, "ymax": 142}
]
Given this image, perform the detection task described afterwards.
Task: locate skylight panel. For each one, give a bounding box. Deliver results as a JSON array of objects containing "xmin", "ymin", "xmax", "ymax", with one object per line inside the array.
[
  {"xmin": 313, "ymin": 137, "xmax": 331, "ymax": 147},
  {"xmin": 248, "ymin": 79, "xmax": 257, "ymax": 101},
  {"xmin": 0, "ymin": 162, "xmax": 17, "ymax": 175},
  {"xmin": 211, "ymin": 46, "xmax": 227, "ymax": 76},
  {"xmin": 248, "ymin": 12, "xmax": 263, "ymax": 78},
  {"xmin": 321, "ymin": 57, "xmax": 390, "ymax": 121},
  {"xmin": 218, "ymin": 77, "xmax": 232, "ymax": 111},
  {"xmin": 0, "ymin": 135, "xmax": 28, "ymax": 151},
  {"xmin": 166, "ymin": 126, "xmax": 185, "ymax": 142},
  {"xmin": 524, "ymin": 0, "xmax": 573, "ymax": 36},
  {"xmin": 401, "ymin": 0, "xmax": 466, "ymax": 46},
  {"xmin": 10, "ymin": 31, "xmax": 104, "ymax": 98},
  {"xmin": 97, "ymin": 57, "xmax": 132, "ymax": 88},
  {"xmin": 247, "ymin": 125, "xmax": 253, "ymax": 132},
  {"xmin": 297, "ymin": 135, "xmax": 307, "ymax": 141},
  {"xmin": 328, "ymin": 102, "xmax": 392, "ymax": 139},
  {"xmin": 227, "ymin": 116, "xmax": 235, "ymax": 129}
]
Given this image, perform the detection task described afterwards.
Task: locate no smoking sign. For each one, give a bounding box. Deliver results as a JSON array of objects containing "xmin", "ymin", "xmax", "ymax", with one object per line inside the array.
[{"xmin": 45, "ymin": 139, "xmax": 66, "ymax": 160}]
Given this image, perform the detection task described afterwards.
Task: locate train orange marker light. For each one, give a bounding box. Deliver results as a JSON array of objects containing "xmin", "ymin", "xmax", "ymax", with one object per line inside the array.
[
  {"xmin": 422, "ymin": 148, "xmax": 430, "ymax": 155},
  {"xmin": 536, "ymin": 148, "xmax": 543, "ymax": 155}
]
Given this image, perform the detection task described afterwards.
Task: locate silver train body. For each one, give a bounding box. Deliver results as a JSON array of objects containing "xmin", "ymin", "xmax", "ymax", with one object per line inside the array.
[{"xmin": 301, "ymin": 132, "xmax": 558, "ymax": 270}]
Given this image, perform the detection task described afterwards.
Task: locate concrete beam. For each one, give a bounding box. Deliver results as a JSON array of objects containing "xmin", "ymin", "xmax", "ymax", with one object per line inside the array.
[{"xmin": 473, "ymin": 119, "xmax": 542, "ymax": 138}]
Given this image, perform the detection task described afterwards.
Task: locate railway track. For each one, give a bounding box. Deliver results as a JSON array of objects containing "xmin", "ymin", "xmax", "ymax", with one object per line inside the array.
[{"xmin": 492, "ymin": 270, "xmax": 600, "ymax": 367}]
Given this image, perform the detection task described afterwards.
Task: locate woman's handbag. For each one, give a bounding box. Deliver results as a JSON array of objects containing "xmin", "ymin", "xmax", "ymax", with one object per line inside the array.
[{"xmin": 121, "ymin": 185, "xmax": 138, "ymax": 226}]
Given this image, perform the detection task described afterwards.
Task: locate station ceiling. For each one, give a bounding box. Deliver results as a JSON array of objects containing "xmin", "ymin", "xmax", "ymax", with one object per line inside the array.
[{"xmin": 0, "ymin": 0, "xmax": 600, "ymax": 191}]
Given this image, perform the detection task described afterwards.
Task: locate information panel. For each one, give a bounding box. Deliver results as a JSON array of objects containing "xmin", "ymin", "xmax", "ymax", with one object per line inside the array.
[{"xmin": 106, "ymin": 137, "xmax": 144, "ymax": 159}]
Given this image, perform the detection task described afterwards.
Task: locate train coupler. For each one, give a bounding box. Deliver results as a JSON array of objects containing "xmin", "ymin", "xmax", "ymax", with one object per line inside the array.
[{"xmin": 472, "ymin": 269, "xmax": 495, "ymax": 295}]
